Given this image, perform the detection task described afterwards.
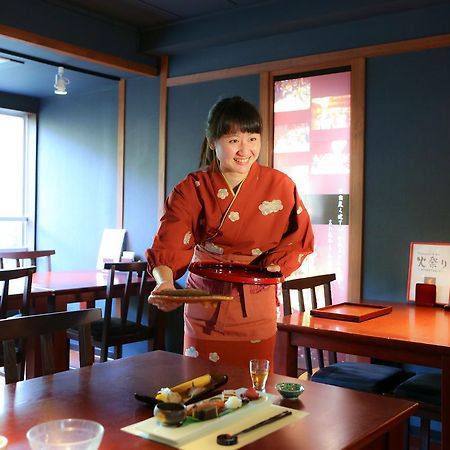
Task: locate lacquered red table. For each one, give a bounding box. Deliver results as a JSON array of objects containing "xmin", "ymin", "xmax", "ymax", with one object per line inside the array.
[
  {"xmin": 275, "ymin": 302, "xmax": 449, "ymax": 449},
  {"xmin": 0, "ymin": 350, "xmax": 416, "ymax": 450}
]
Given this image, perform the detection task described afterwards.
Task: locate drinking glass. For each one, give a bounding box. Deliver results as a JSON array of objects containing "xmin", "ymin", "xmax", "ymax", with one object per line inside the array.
[{"xmin": 249, "ymin": 359, "xmax": 270, "ymax": 391}]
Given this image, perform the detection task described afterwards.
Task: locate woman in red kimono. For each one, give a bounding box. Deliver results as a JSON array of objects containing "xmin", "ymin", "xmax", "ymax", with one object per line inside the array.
[{"xmin": 146, "ymin": 96, "xmax": 313, "ymax": 368}]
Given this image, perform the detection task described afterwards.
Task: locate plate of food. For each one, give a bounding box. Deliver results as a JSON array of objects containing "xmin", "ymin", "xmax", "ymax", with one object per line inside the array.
[
  {"xmin": 185, "ymin": 387, "xmax": 262, "ymax": 422},
  {"xmin": 124, "ymin": 387, "xmax": 279, "ymax": 448},
  {"xmin": 189, "ymin": 262, "xmax": 284, "ymax": 285},
  {"xmin": 134, "ymin": 373, "xmax": 229, "ymax": 407},
  {"xmin": 148, "ymin": 288, "xmax": 234, "ymax": 304}
]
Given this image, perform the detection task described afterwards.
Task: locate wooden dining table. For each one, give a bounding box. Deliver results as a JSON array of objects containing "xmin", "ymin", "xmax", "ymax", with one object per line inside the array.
[
  {"xmin": 32, "ymin": 269, "xmax": 151, "ymax": 310},
  {"xmin": 7, "ymin": 269, "xmax": 155, "ymax": 376},
  {"xmin": 275, "ymin": 301, "xmax": 450, "ymax": 449},
  {"xmin": 7, "ymin": 269, "xmax": 149, "ymax": 312},
  {"xmin": 0, "ymin": 350, "xmax": 416, "ymax": 450}
]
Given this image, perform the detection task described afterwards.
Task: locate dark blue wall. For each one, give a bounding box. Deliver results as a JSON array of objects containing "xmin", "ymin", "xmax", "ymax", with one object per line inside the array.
[
  {"xmin": 123, "ymin": 76, "xmax": 161, "ymax": 261},
  {"xmin": 37, "ymin": 83, "xmax": 119, "ymax": 270},
  {"xmin": 34, "ymin": 75, "xmax": 162, "ymax": 270},
  {"xmin": 363, "ymin": 46, "xmax": 450, "ymax": 301},
  {"xmin": 166, "ymin": 76, "xmax": 260, "ymax": 192}
]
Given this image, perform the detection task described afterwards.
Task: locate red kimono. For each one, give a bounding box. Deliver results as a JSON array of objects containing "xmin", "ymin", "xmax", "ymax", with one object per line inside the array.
[{"xmin": 146, "ymin": 161, "xmax": 313, "ymax": 368}]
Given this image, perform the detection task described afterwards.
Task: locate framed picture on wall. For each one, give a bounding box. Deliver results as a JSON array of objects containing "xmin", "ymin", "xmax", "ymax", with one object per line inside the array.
[{"xmin": 407, "ymin": 241, "xmax": 450, "ymax": 304}]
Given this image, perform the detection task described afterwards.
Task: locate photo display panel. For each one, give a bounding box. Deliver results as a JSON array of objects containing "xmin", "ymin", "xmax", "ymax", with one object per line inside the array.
[{"xmin": 273, "ymin": 71, "xmax": 351, "ymax": 305}]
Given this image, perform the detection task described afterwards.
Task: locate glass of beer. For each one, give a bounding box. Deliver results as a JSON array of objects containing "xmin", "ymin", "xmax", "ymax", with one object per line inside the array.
[{"xmin": 249, "ymin": 359, "xmax": 270, "ymax": 392}]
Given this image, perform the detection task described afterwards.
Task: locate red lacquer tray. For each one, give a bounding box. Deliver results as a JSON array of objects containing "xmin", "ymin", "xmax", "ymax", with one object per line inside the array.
[
  {"xmin": 310, "ymin": 302, "xmax": 392, "ymax": 322},
  {"xmin": 188, "ymin": 262, "xmax": 284, "ymax": 285}
]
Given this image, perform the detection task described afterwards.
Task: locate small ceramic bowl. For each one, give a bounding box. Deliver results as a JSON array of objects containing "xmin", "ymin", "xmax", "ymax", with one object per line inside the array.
[
  {"xmin": 153, "ymin": 402, "xmax": 187, "ymax": 426},
  {"xmin": 275, "ymin": 382, "xmax": 305, "ymax": 400}
]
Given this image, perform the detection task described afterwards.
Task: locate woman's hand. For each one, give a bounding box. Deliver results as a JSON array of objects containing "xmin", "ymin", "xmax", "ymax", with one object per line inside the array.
[
  {"xmin": 148, "ymin": 265, "xmax": 182, "ymax": 312},
  {"xmin": 149, "ymin": 282, "xmax": 182, "ymax": 312},
  {"xmin": 266, "ymin": 263, "xmax": 281, "ymax": 272},
  {"xmin": 149, "ymin": 298, "xmax": 181, "ymax": 312}
]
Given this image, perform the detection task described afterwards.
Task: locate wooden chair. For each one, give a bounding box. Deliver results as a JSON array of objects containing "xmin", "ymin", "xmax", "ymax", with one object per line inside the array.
[
  {"xmin": 0, "ymin": 266, "xmax": 37, "ymax": 379},
  {"xmin": 0, "ymin": 308, "xmax": 101, "ymax": 384},
  {"xmin": 281, "ymin": 274, "xmax": 413, "ymax": 393},
  {"xmin": 0, "ymin": 250, "xmax": 55, "ymax": 271},
  {"xmin": 390, "ymin": 283, "xmax": 441, "ymax": 450},
  {"xmin": 0, "ymin": 266, "xmax": 36, "ymax": 318},
  {"xmin": 391, "ymin": 371, "xmax": 440, "ymax": 450},
  {"xmin": 70, "ymin": 262, "xmax": 164, "ymax": 362}
]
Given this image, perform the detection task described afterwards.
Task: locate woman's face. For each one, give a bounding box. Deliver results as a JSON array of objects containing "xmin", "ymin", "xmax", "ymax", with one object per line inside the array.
[{"xmin": 211, "ymin": 131, "xmax": 261, "ymax": 177}]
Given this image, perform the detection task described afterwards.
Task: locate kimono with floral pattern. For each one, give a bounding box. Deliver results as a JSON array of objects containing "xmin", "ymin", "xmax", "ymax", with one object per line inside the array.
[{"xmin": 146, "ymin": 161, "xmax": 313, "ymax": 365}]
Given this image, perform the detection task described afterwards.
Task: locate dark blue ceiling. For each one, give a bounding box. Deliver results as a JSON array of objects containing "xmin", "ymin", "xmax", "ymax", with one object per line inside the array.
[
  {"xmin": 0, "ymin": 0, "xmax": 268, "ymax": 99},
  {"xmin": 0, "ymin": 37, "xmax": 120, "ymax": 99},
  {"xmin": 0, "ymin": 0, "xmax": 447, "ymax": 99}
]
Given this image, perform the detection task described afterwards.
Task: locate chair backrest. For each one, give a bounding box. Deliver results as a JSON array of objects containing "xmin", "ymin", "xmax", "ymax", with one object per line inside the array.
[
  {"xmin": 89, "ymin": 261, "xmax": 163, "ymax": 362},
  {"xmin": 281, "ymin": 273, "xmax": 337, "ymax": 376},
  {"xmin": 0, "ymin": 250, "xmax": 55, "ymax": 271},
  {"xmin": 0, "ymin": 266, "xmax": 36, "ymax": 319},
  {"xmin": 0, "ymin": 308, "xmax": 101, "ymax": 384},
  {"xmin": 103, "ymin": 261, "xmax": 154, "ymax": 330},
  {"xmin": 281, "ymin": 273, "xmax": 336, "ymax": 315}
]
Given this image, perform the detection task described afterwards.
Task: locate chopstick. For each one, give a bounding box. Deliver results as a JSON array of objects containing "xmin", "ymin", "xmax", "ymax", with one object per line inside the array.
[{"xmin": 239, "ymin": 410, "xmax": 292, "ymax": 435}]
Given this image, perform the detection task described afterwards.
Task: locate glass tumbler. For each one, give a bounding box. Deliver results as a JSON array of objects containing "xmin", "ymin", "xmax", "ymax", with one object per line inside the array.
[{"xmin": 249, "ymin": 358, "xmax": 270, "ymax": 391}]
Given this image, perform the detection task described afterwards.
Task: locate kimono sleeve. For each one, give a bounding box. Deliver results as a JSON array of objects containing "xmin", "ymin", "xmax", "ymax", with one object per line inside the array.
[
  {"xmin": 261, "ymin": 185, "xmax": 314, "ymax": 277},
  {"xmin": 146, "ymin": 176, "xmax": 202, "ymax": 280}
]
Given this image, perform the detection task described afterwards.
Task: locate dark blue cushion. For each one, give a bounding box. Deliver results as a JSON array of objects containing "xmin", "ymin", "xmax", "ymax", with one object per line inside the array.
[
  {"xmin": 392, "ymin": 373, "xmax": 441, "ymax": 406},
  {"xmin": 311, "ymin": 362, "xmax": 414, "ymax": 394}
]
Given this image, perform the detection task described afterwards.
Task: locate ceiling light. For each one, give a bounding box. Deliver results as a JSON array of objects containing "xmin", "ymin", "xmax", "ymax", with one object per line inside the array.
[{"xmin": 54, "ymin": 66, "xmax": 69, "ymax": 95}]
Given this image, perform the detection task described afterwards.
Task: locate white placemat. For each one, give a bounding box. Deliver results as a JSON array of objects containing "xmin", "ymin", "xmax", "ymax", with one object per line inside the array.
[
  {"xmin": 122, "ymin": 393, "xmax": 307, "ymax": 449},
  {"xmin": 180, "ymin": 404, "xmax": 306, "ymax": 450}
]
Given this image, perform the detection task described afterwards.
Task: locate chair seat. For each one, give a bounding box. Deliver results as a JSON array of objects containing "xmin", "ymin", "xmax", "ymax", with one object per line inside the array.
[
  {"xmin": 69, "ymin": 262, "xmax": 162, "ymax": 363},
  {"xmin": 311, "ymin": 362, "xmax": 414, "ymax": 394},
  {"xmin": 392, "ymin": 372, "xmax": 441, "ymax": 406},
  {"xmin": 90, "ymin": 318, "xmax": 147, "ymax": 339}
]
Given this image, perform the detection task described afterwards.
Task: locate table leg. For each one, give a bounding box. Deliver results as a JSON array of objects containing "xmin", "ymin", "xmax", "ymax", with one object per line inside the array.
[
  {"xmin": 274, "ymin": 329, "xmax": 298, "ymax": 377},
  {"xmin": 386, "ymin": 420, "xmax": 408, "ymax": 450}
]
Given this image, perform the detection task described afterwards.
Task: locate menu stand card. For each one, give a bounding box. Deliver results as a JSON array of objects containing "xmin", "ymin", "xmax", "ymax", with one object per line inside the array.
[
  {"xmin": 310, "ymin": 302, "xmax": 392, "ymax": 322},
  {"xmin": 407, "ymin": 241, "xmax": 450, "ymax": 305}
]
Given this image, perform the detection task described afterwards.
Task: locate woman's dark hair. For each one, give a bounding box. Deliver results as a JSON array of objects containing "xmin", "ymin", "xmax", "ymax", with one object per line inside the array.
[{"xmin": 199, "ymin": 96, "xmax": 262, "ymax": 167}]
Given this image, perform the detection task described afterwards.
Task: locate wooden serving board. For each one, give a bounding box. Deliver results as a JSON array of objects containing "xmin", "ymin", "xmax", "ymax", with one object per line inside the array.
[
  {"xmin": 149, "ymin": 293, "xmax": 233, "ymax": 304},
  {"xmin": 310, "ymin": 302, "xmax": 392, "ymax": 322}
]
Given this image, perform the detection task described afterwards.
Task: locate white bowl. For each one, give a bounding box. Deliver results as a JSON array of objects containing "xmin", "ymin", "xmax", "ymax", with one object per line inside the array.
[{"xmin": 26, "ymin": 419, "xmax": 104, "ymax": 450}]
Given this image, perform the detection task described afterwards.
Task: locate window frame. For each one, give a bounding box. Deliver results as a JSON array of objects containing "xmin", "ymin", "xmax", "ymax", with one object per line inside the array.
[
  {"xmin": 0, "ymin": 107, "xmax": 37, "ymax": 251},
  {"xmin": 260, "ymin": 57, "xmax": 365, "ymax": 301}
]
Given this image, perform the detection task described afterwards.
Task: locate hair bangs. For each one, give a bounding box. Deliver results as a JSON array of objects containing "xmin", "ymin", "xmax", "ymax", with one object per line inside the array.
[{"xmin": 214, "ymin": 103, "xmax": 262, "ymax": 138}]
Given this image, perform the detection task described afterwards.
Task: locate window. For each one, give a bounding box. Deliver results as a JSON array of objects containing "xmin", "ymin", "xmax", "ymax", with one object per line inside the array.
[
  {"xmin": 273, "ymin": 70, "xmax": 352, "ymax": 304},
  {"xmin": 0, "ymin": 108, "xmax": 36, "ymax": 250}
]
